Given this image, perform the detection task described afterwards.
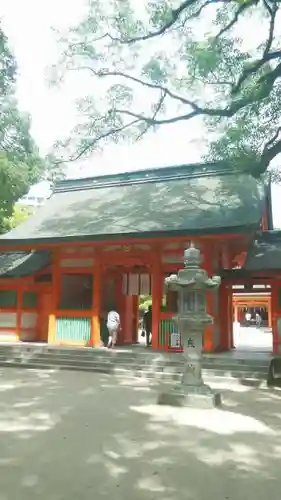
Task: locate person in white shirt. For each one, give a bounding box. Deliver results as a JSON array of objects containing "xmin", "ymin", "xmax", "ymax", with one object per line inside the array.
[
  {"xmin": 245, "ymin": 312, "xmax": 251, "ymax": 326},
  {"xmin": 106, "ymin": 310, "xmax": 121, "ymax": 348},
  {"xmin": 255, "ymin": 312, "xmax": 262, "ymax": 328}
]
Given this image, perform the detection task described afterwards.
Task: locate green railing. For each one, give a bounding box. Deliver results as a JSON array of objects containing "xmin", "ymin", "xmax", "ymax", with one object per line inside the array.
[
  {"xmin": 55, "ymin": 317, "xmax": 91, "ymax": 343},
  {"xmin": 159, "ymin": 318, "xmax": 178, "ymax": 347}
]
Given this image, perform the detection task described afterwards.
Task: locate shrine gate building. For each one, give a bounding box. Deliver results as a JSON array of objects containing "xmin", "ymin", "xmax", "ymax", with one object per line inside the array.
[{"xmin": 0, "ymin": 162, "xmax": 277, "ymax": 352}]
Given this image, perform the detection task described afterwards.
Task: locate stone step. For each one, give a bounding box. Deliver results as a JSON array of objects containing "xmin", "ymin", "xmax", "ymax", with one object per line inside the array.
[
  {"xmin": 0, "ymin": 359, "xmax": 266, "ymax": 387},
  {"xmin": 0, "ymin": 350, "xmax": 269, "ymax": 375},
  {"xmin": 203, "ymin": 361, "xmax": 268, "ymax": 373},
  {"xmin": 0, "ymin": 345, "xmax": 270, "ymax": 368},
  {"xmin": 202, "ymin": 356, "xmax": 270, "ymax": 368},
  {"xmin": 0, "ymin": 344, "xmax": 271, "ymax": 361},
  {"xmin": 0, "ymin": 345, "xmax": 270, "ymax": 385},
  {"xmin": 0, "ymin": 354, "xmax": 268, "ymax": 382},
  {"xmin": 0, "ymin": 358, "xmax": 267, "ymax": 379},
  {"xmin": 0, "ymin": 346, "xmax": 147, "ymax": 358}
]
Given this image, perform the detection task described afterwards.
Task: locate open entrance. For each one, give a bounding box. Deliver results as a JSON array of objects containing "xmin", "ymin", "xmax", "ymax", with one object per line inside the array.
[
  {"xmin": 100, "ymin": 267, "xmax": 151, "ymax": 347},
  {"xmin": 99, "ymin": 264, "xmax": 178, "ymax": 348},
  {"xmin": 138, "ymin": 282, "xmax": 178, "ymax": 347},
  {"xmin": 139, "ymin": 295, "xmax": 151, "ymax": 346},
  {"xmin": 232, "ymin": 284, "xmax": 272, "ymax": 352}
]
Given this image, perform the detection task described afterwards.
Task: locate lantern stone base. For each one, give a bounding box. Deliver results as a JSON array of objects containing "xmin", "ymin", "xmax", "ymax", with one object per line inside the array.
[{"xmin": 158, "ymin": 384, "xmax": 221, "ymax": 408}]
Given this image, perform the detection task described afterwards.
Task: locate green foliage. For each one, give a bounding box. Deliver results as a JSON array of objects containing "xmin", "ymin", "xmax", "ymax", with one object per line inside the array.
[
  {"xmin": 0, "ymin": 28, "xmax": 46, "ymax": 231},
  {"xmin": 2, "ymin": 204, "xmax": 33, "ymax": 233},
  {"xmin": 148, "ymin": 1, "xmax": 174, "ymax": 28},
  {"xmin": 142, "ymin": 57, "xmax": 169, "ymax": 84},
  {"xmin": 0, "ymin": 28, "xmax": 17, "ymax": 95},
  {"xmin": 139, "ymin": 295, "xmax": 152, "ymax": 311},
  {"xmin": 52, "ymin": 0, "xmax": 281, "ymax": 175}
]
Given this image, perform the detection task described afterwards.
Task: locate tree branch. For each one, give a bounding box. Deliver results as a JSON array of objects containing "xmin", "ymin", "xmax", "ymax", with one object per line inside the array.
[
  {"xmin": 262, "ymin": 136, "xmax": 281, "ymax": 167},
  {"xmin": 259, "ymin": 122, "xmax": 281, "ymax": 170},
  {"xmin": 185, "ymin": 0, "xmax": 222, "ymax": 20},
  {"xmin": 116, "ymin": 0, "xmax": 196, "ymax": 43},
  {"xmin": 79, "ymin": 65, "xmax": 273, "ymax": 116},
  {"xmin": 215, "ymin": 1, "xmax": 253, "ymax": 40},
  {"xmin": 232, "ymin": 50, "xmax": 281, "ymax": 95},
  {"xmin": 263, "ymin": 0, "xmax": 278, "ymax": 56},
  {"xmin": 136, "ymin": 90, "xmax": 167, "ymax": 140},
  {"xmin": 107, "ymin": 0, "xmax": 227, "ymax": 44},
  {"xmin": 66, "ymin": 62, "xmax": 280, "ymax": 148},
  {"xmin": 259, "ymin": 60, "xmax": 281, "ymax": 87},
  {"xmin": 114, "ymin": 94, "xmax": 252, "ymax": 124},
  {"xmin": 65, "ymin": 0, "xmax": 236, "ymax": 49},
  {"xmin": 263, "ymin": 125, "xmax": 281, "ymax": 151},
  {"xmin": 232, "ymin": 2, "xmax": 279, "ymax": 95},
  {"xmin": 54, "ymin": 118, "xmax": 140, "ymax": 165},
  {"xmin": 74, "ymin": 66, "xmax": 196, "ymax": 106}
]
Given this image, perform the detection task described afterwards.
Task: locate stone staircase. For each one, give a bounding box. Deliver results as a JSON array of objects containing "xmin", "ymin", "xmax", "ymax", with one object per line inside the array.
[{"xmin": 0, "ymin": 344, "xmax": 271, "ymax": 387}]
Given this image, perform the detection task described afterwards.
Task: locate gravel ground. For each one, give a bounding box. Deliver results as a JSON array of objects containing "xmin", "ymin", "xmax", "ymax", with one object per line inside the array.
[{"xmin": 0, "ymin": 367, "xmax": 281, "ymax": 500}]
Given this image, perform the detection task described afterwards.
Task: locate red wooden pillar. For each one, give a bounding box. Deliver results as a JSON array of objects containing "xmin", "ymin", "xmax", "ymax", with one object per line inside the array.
[
  {"xmin": 234, "ymin": 305, "xmax": 238, "ymax": 323},
  {"xmin": 203, "ymin": 245, "xmax": 215, "ymax": 352},
  {"xmin": 114, "ymin": 272, "xmax": 130, "ymax": 345},
  {"xmin": 48, "ymin": 249, "xmax": 59, "ymax": 344},
  {"xmin": 218, "ymin": 282, "xmax": 232, "ymax": 351},
  {"xmin": 115, "ymin": 272, "xmax": 124, "ymax": 318},
  {"xmin": 268, "ymin": 297, "xmax": 272, "ymax": 328},
  {"xmin": 229, "ymin": 288, "xmax": 234, "ymax": 349},
  {"xmin": 91, "ymin": 251, "xmax": 101, "ymax": 347},
  {"xmin": 151, "ymin": 255, "xmax": 162, "ymax": 350},
  {"xmin": 16, "ymin": 288, "xmax": 22, "ymax": 343},
  {"xmin": 131, "ymin": 296, "xmax": 139, "ymax": 344},
  {"xmin": 271, "ymin": 282, "xmax": 279, "ymax": 354},
  {"xmin": 237, "ymin": 308, "xmax": 243, "ymax": 322},
  {"xmin": 121, "ymin": 296, "xmax": 132, "ymax": 344}
]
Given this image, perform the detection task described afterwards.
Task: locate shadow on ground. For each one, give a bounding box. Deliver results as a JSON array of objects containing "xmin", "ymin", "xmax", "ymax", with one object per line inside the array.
[{"xmin": 1, "ymin": 367, "xmax": 281, "ymax": 500}]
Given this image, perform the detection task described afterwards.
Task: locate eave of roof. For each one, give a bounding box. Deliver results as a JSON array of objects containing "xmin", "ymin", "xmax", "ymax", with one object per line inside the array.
[
  {"xmin": 0, "ymin": 225, "xmax": 260, "ymax": 249},
  {"xmin": 0, "ymin": 250, "xmax": 51, "ymax": 277},
  {"xmin": 244, "ymin": 231, "xmax": 281, "ymax": 272}
]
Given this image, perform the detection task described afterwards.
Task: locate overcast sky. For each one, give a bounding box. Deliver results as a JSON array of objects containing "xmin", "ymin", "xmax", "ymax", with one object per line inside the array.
[{"xmin": 1, "ymin": 0, "xmax": 281, "ymax": 227}]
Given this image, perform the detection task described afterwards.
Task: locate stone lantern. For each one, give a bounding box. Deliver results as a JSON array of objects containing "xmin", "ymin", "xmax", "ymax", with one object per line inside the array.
[{"xmin": 158, "ymin": 243, "xmax": 221, "ymax": 408}]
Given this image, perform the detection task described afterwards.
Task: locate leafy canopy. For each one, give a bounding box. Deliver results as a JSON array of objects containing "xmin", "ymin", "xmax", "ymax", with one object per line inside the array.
[
  {"xmin": 1, "ymin": 204, "xmax": 33, "ymax": 233},
  {"xmin": 0, "ymin": 28, "xmax": 45, "ymax": 232},
  {"xmin": 52, "ymin": 0, "xmax": 281, "ymax": 177}
]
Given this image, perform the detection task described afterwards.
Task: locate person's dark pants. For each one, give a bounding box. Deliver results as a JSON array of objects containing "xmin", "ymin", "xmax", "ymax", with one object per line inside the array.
[{"xmin": 146, "ymin": 330, "xmax": 151, "ymax": 346}]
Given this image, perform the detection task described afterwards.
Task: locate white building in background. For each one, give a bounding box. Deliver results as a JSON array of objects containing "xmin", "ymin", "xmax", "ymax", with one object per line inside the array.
[{"xmin": 16, "ymin": 180, "xmax": 52, "ymax": 208}]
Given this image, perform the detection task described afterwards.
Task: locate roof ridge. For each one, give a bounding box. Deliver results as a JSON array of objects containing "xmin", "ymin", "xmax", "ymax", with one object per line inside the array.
[{"xmin": 53, "ymin": 161, "xmax": 243, "ymax": 194}]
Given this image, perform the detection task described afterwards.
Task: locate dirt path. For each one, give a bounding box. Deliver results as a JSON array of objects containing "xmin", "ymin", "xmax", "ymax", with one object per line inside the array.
[{"xmin": 1, "ymin": 367, "xmax": 281, "ymax": 500}]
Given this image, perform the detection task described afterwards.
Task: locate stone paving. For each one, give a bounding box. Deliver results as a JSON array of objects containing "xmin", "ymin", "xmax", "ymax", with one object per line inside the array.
[{"xmin": 1, "ymin": 367, "xmax": 281, "ymax": 500}]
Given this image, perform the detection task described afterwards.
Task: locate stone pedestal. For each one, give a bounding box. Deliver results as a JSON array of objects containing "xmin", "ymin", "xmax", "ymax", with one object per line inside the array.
[
  {"xmin": 157, "ymin": 243, "xmax": 221, "ymax": 408},
  {"xmin": 158, "ymin": 329, "xmax": 221, "ymax": 407},
  {"xmin": 158, "ymin": 387, "xmax": 221, "ymax": 408}
]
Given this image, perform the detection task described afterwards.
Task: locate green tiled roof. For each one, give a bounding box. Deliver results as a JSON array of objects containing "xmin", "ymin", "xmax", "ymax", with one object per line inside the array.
[
  {"xmin": 0, "ymin": 163, "xmax": 266, "ymax": 245},
  {"xmin": 244, "ymin": 231, "xmax": 281, "ymax": 271},
  {"xmin": 0, "ymin": 251, "xmax": 50, "ymax": 277}
]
